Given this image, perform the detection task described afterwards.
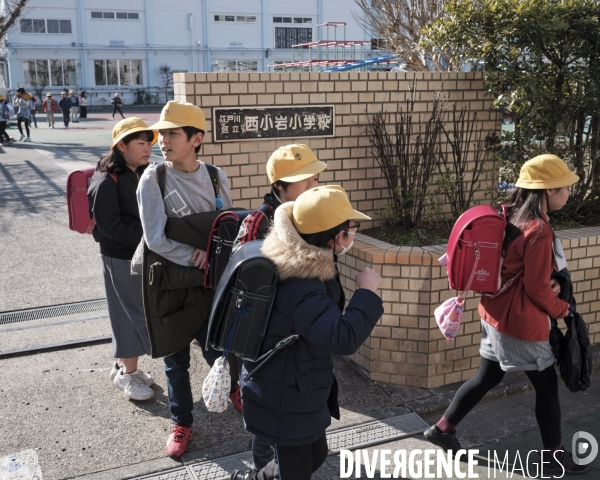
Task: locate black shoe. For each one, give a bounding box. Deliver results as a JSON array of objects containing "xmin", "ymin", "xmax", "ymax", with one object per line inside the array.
[
  {"xmin": 230, "ymin": 470, "xmax": 254, "ymax": 480},
  {"xmin": 542, "ymin": 450, "xmax": 592, "ymax": 475},
  {"xmin": 423, "ymin": 425, "xmax": 462, "ymax": 452}
]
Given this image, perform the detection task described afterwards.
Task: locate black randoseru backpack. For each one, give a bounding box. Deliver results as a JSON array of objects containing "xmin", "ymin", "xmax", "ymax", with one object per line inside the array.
[
  {"xmin": 207, "ymin": 239, "xmax": 278, "ymax": 355},
  {"xmin": 204, "ymin": 204, "xmax": 273, "ymax": 289}
]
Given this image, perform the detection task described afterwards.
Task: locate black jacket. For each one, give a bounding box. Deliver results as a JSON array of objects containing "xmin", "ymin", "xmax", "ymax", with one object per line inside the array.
[
  {"xmin": 550, "ymin": 268, "xmax": 592, "ymax": 392},
  {"xmin": 240, "ymin": 202, "xmax": 384, "ymax": 446},
  {"xmin": 88, "ymin": 166, "xmax": 147, "ymax": 260},
  {"xmin": 142, "ymin": 209, "xmax": 226, "ymax": 358}
]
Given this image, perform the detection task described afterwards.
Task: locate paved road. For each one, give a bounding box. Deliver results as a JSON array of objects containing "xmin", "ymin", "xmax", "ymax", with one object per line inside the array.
[{"xmin": 0, "ymin": 111, "xmax": 161, "ymax": 312}]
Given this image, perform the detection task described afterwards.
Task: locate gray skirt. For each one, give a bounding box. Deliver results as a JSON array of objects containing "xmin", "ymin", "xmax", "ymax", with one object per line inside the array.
[
  {"xmin": 101, "ymin": 254, "xmax": 151, "ymax": 358},
  {"xmin": 479, "ymin": 320, "xmax": 555, "ymax": 372}
]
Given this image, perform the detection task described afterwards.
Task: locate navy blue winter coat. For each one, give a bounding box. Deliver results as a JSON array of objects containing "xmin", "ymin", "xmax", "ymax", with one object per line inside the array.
[{"xmin": 240, "ymin": 202, "xmax": 384, "ymax": 447}]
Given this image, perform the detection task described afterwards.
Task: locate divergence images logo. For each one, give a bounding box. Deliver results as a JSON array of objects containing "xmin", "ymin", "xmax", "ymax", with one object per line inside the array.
[{"xmin": 573, "ymin": 431, "xmax": 598, "ymax": 466}]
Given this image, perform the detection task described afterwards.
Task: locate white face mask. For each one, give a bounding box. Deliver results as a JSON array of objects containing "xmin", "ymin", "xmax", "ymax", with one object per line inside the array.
[{"xmin": 337, "ymin": 239, "xmax": 354, "ymax": 256}]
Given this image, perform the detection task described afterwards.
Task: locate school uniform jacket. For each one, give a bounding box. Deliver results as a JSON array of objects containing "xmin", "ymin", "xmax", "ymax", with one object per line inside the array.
[
  {"xmin": 479, "ymin": 218, "xmax": 569, "ymax": 341},
  {"xmin": 240, "ymin": 202, "xmax": 384, "ymax": 447},
  {"xmin": 88, "ymin": 166, "xmax": 147, "ymax": 260}
]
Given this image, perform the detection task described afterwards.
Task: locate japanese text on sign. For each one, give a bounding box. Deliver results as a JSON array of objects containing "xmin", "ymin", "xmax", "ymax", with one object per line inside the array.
[{"xmin": 212, "ymin": 105, "xmax": 335, "ymax": 142}]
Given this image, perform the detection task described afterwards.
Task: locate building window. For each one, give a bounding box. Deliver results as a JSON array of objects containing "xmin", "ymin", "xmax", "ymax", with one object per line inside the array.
[
  {"xmin": 23, "ymin": 59, "xmax": 75, "ymax": 87},
  {"xmin": 20, "ymin": 19, "xmax": 72, "ymax": 34},
  {"xmin": 109, "ymin": 41, "xmax": 125, "ymax": 46},
  {"xmin": 90, "ymin": 11, "xmax": 140, "ymax": 20},
  {"xmin": 214, "ymin": 14, "xmax": 256, "ymax": 23},
  {"xmin": 94, "ymin": 60, "xmax": 142, "ymax": 86},
  {"xmin": 211, "ymin": 60, "xmax": 258, "ymax": 73},
  {"xmin": 273, "ymin": 17, "xmax": 311, "ymax": 24},
  {"xmin": 274, "ymin": 27, "xmax": 312, "ymax": 48}
]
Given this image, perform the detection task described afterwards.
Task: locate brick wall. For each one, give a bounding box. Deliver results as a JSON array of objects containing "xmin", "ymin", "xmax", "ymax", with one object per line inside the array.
[
  {"xmin": 174, "ymin": 71, "xmax": 500, "ymax": 223},
  {"xmin": 339, "ymin": 227, "xmax": 600, "ymax": 389}
]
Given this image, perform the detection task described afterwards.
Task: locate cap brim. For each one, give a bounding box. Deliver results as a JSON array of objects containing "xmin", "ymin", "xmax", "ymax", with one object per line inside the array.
[
  {"xmin": 148, "ymin": 120, "xmax": 205, "ymax": 131},
  {"xmin": 278, "ymin": 160, "xmax": 328, "ymax": 182},
  {"xmin": 111, "ymin": 128, "xmax": 159, "ymax": 148},
  {"xmin": 349, "ymin": 209, "xmax": 371, "ymax": 222},
  {"xmin": 515, "ymin": 171, "xmax": 580, "ymax": 189}
]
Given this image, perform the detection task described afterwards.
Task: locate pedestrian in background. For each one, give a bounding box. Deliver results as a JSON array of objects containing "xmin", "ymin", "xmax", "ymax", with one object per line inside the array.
[
  {"xmin": 28, "ymin": 94, "xmax": 38, "ymax": 128},
  {"xmin": 79, "ymin": 91, "xmax": 88, "ymax": 120},
  {"xmin": 58, "ymin": 91, "xmax": 71, "ymax": 128},
  {"xmin": 424, "ymin": 155, "xmax": 589, "ymax": 475},
  {"xmin": 0, "ymin": 96, "xmax": 12, "ymax": 146},
  {"xmin": 12, "ymin": 88, "xmax": 31, "ymax": 142},
  {"xmin": 111, "ymin": 93, "xmax": 125, "ymax": 120},
  {"xmin": 42, "ymin": 93, "xmax": 57, "ymax": 128},
  {"xmin": 68, "ymin": 89, "xmax": 79, "ymax": 123},
  {"xmin": 87, "ymin": 118, "xmax": 158, "ymax": 401}
]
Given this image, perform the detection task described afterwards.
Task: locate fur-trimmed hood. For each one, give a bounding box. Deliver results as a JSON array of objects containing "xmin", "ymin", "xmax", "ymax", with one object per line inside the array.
[{"xmin": 261, "ymin": 202, "xmax": 336, "ymax": 282}]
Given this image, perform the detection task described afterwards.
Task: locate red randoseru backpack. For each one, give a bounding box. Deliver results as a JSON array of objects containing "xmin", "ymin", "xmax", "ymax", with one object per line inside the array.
[
  {"xmin": 446, "ymin": 205, "xmax": 508, "ymax": 295},
  {"xmin": 67, "ymin": 167, "xmax": 117, "ymax": 234}
]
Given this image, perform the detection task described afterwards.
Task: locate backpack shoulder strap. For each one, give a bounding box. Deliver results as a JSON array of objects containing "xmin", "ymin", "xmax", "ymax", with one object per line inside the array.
[
  {"xmin": 205, "ymin": 163, "xmax": 220, "ymax": 199},
  {"xmin": 109, "ymin": 172, "xmax": 118, "ymax": 185},
  {"xmin": 257, "ymin": 202, "xmax": 275, "ymax": 225},
  {"xmin": 156, "ymin": 163, "xmax": 167, "ymax": 198}
]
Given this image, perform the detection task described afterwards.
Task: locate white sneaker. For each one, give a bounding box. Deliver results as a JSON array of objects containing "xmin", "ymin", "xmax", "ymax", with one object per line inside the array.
[
  {"xmin": 109, "ymin": 362, "xmax": 121, "ymax": 382},
  {"xmin": 24, "ymin": 137, "xmax": 32, "ymax": 143},
  {"xmin": 110, "ymin": 363, "xmax": 154, "ymax": 386},
  {"xmin": 114, "ymin": 370, "xmax": 154, "ymax": 400},
  {"xmin": 18, "ymin": 135, "xmax": 25, "ymax": 141}
]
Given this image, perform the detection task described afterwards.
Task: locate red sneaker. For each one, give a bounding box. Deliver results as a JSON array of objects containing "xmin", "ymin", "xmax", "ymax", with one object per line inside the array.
[
  {"xmin": 165, "ymin": 425, "xmax": 192, "ymax": 458},
  {"xmin": 229, "ymin": 385, "xmax": 243, "ymax": 414}
]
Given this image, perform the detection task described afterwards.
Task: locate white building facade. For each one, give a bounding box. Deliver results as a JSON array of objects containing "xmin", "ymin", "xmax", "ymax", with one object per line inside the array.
[{"xmin": 1, "ymin": 0, "xmax": 371, "ymax": 106}]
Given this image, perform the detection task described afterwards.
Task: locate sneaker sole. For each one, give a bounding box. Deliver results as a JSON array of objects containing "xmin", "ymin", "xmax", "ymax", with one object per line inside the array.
[{"xmin": 125, "ymin": 389, "xmax": 154, "ymax": 401}]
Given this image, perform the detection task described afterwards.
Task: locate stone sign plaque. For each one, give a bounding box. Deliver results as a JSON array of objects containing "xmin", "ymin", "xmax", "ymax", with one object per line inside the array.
[{"xmin": 212, "ymin": 105, "xmax": 335, "ymax": 142}]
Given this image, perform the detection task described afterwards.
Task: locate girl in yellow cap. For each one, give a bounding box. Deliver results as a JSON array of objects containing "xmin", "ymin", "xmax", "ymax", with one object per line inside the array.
[
  {"xmin": 425, "ymin": 154, "xmax": 589, "ymax": 475},
  {"xmin": 231, "ymin": 185, "xmax": 383, "ymax": 480},
  {"xmin": 87, "ymin": 118, "xmax": 158, "ymax": 401}
]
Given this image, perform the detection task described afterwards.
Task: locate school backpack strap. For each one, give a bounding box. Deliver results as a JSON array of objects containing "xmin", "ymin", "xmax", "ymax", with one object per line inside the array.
[
  {"xmin": 256, "ymin": 202, "xmax": 275, "ymax": 226},
  {"xmin": 205, "ymin": 163, "xmax": 222, "ymax": 209},
  {"xmin": 156, "ymin": 162, "xmax": 167, "ymax": 198}
]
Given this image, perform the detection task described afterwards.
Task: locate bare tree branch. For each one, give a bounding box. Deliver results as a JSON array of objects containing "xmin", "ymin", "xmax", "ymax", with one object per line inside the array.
[
  {"xmin": 1, "ymin": 0, "xmax": 30, "ymax": 43},
  {"xmin": 353, "ymin": 0, "xmax": 451, "ymax": 71}
]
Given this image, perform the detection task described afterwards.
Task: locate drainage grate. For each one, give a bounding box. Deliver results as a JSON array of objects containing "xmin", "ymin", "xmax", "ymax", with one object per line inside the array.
[
  {"xmin": 136, "ymin": 467, "xmax": 194, "ymax": 480},
  {"xmin": 0, "ymin": 299, "xmax": 108, "ymax": 326},
  {"xmin": 133, "ymin": 413, "xmax": 429, "ymax": 480}
]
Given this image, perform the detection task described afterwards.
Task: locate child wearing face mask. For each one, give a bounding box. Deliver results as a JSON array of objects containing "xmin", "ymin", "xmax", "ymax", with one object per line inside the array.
[
  {"xmin": 230, "ymin": 185, "xmax": 384, "ymax": 480},
  {"xmin": 229, "ymin": 144, "xmax": 327, "ymax": 467}
]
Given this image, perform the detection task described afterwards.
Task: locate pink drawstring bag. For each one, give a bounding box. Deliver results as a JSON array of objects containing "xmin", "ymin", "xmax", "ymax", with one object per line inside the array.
[{"xmin": 434, "ymin": 296, "xmax": 464, "ymax": 341}]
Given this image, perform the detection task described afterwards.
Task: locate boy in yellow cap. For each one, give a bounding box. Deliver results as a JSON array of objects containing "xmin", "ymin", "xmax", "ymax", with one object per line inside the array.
[
  {"xmin": 137, "ymin": 100, "xmax": 233, "ymax": 458},
  {"xmin": 230, "ymin": 143, "xmax": 327, "ymax": 468},
  {"xmin": 231, "ymin": 185, "xmax": 383, "ymax": 480}
]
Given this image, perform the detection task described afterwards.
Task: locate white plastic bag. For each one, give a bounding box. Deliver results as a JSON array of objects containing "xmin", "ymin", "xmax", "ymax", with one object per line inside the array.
[{"xmin": 202, "ymin": 356, "xmax": 231, "ymax": 413}]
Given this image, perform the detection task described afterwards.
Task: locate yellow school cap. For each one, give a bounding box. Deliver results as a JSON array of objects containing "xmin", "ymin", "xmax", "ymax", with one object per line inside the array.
[
  {"xmin": 111, "ymin": 117, "xmax": 158, "ymax": 149},
  {"xmin": 292, "ymin": 185, "xmax": 370, "ymax": 234},
  {"xmin": 148, "ymin": 101, "xmax": 206, "ymax": 132}
]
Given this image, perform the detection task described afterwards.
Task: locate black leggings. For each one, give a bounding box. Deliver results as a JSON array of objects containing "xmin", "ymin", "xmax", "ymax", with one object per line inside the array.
[
  {"xmin": 444, "ymin": 358, "xmax": 561, "ymax": 448},
  {"xmin": 0, "ymin": 121, "xmax": 10, "ymax": 142},
  {"xmin": 17, "ymin": 117, "xmax": 30, "ymax": 137},
  {"xmin": 112, "ymin": 105, "xmax": 124, "ymax": 118}
]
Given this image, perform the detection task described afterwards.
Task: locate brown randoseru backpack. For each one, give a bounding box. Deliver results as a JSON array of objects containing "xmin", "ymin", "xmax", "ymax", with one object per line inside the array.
[
  {"xmin": 204, "ymin": 204, "xmax": 274, "ymax": 289},
  {"xmin": 206, "ymin": 239, "xmax": 297, "ymax": 379}
]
